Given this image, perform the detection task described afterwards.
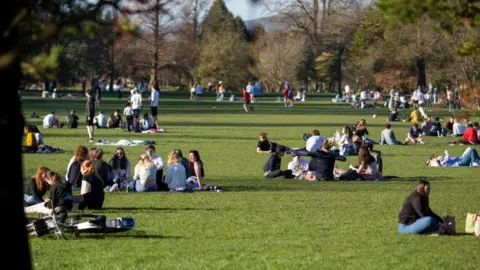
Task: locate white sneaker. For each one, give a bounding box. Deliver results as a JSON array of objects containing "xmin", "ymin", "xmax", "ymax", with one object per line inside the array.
[
  {"xmin": 109, "ymin": 183, "xmax": 119, "ymax": 192},
  {"xmin": 471, "ymin": 162, "xmax": 480, "ymax": 167}
]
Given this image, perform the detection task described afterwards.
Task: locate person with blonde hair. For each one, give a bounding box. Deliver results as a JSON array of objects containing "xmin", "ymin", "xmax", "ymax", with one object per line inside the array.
[
  {"xmin": 131, "ymin": 154, "xmax": 157, "ymax": 192},
  {"xmin": 165, "ymin": 151, "xmax": 187, "ymax": 191}
]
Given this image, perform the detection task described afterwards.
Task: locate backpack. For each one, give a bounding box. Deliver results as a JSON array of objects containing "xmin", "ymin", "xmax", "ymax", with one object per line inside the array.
[{"xmin": 26, "ymin": 132, "xmax": 38, "ymax": 148}]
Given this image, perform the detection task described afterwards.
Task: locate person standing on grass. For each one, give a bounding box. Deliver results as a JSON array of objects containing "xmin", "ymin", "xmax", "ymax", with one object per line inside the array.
[
  {"xmin": 243, "ymin": 87, "xmax": 251, "ymax": 113},
  {"xmin": 130, "ymin": 89, "xmax": 142, "ymax": 131},
  {"xmin": 150, "ymin": 86, "xmax": 160, "ymax": 130},
  {"xmin": 398, "ymin": 180, "xmax": 449, "ymax": 234},
  {"xmin": 123, "ymin": 101, "xmax": 133, "ymax": 132},
  {"xmin": 85, "ymin": 88, "xmax": 95, "ymax": 142}
]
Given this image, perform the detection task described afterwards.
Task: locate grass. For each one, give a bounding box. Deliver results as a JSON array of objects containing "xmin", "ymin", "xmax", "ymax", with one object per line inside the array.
[{"xmin": 23, "ymin": 91, "xmax": 480, "ymax": 269}]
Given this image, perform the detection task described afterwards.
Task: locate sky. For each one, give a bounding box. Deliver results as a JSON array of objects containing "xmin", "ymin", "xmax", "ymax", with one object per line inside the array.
[{"xmin": 224, "ymin": 0, "xmax": 268, "ymax": 21}]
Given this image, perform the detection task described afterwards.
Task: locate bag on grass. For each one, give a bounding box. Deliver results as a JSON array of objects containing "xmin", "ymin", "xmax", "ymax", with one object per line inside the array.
[
  {"xmin": 442, "ymin": 215, "xmax": 456, "ymax": 235},
  {"xmin": 465, "ymin": 213, "xmax": 480, "ymax": 235}
]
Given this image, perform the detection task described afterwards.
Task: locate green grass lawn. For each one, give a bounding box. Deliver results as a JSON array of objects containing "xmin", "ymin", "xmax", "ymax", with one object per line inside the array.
[{"xmin": 22, "ymin": 91, "xmax": 480, "ymax": 269}]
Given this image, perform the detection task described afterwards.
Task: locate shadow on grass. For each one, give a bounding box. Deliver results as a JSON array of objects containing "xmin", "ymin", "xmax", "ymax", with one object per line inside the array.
[
  {"xmin": 100, "ymin": 207, "xmax": 220, "ymax": 212},
  {"xmin": 70, "ymin": 231, "xmax": 182, "ymax": 240}
]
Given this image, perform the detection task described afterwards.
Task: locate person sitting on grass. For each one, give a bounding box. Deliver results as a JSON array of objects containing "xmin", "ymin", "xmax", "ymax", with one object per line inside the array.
[
  {"xmin": 66, "ymin": 109, "xmax": 79, "ymax": 128},
  {"xmin": 256, "ymin": 132, "xmax": 278, "ymax": 154},
  {"xmin": 130, "ymin": 154, "xmax": 157, "ymax": 192},
  {"xmin": 421, "ymin": 116, "xmax": 434, "ymax": 135},
  {"xmin": 444, "ymin": 116, "xmax": 454, "ymax": 135},
  {"xmin": 453, "ymin": 118, "xmax": 466, "ymax": 136},
  {"xmin": 93, "ymin": 111, "xmax": 107, "ymax": 128},
  {"xmin": 380, "ymin": 124, "xmax": 401, "ymax": 145},
  {"xmin": 405, "ymin": 123, "xmax": 425, "ymax": 144},
  {"xmin": 334, "ymin": 143, "xmax": 381, "ymax": 181},
  {"xmin": 186, "ymin": 150, "xmax": 205, "ymax": 189},
  {"xmin": 398, "ymin": 180, "xmax": 450, "ymax": 234},
  {"xmin": 24, "ymin": 124, "xmax": 39, "ymax": 152},
  {"xmin": 43, "ymin": 111, "xmax": 63, "ymax": 129},
  {"xmin": 107, "ymin": 109, "xmax": 123, "ymax": 129},
  {"xmin": 139, "ymin": 113, "xmax": 153, "ymax": 131},
  {"xmin": 173, "ymin": 149, "xmax": 192, "ymax": 178},
  {"xmin": 24, "ymin": 167, "xmax": 50, "ymax": 206},
  {"xmin": 294, "ymin": 142, "xmax": 347, "ymax": 181},
  {"xmin": 426, "ymin": 147, "xmax": 480, "ymax": 167},
  {"xmin": 77, "ymin": 160, "xmax": 105, "ymax": 210},
  {"xmin": 263, "ymin": 145, "xmax": 293, "ymax": 179},
  {"xmin": 25, "ymin": 171, "xmax": 73, "ymax": 215},
  {"xmin": 332, "ymin": 126, "xmax": 354, "ymax": 156},
  {"xmin": 287, "ymin": 154, "xmax": 309, "ymax": 179},
  {"xmin": 305, "ymin": 129, "xmax": 324, "ymax": 153},
  {"xmin": 109, "ymin": 147, "xmax": 131, "ymax": 189},
  {"xmin": 164, "ymin": 151, "xmax": 187, "ymax": 191},
  {"xmin": 458, "ymin": 123, "xmax": 479, "ymax": 145}
]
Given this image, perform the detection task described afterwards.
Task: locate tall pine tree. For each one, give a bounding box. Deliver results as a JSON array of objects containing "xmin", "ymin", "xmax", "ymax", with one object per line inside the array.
[{"xmin": 201, "ymin": 0, "xmax": 236, "ymax": 36}]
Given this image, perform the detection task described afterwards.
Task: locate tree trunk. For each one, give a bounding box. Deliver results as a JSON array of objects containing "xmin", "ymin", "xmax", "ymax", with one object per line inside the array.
[
  {"xmin": 0, "ymin": 3, "xmax": 31, "ymax": 268},
  {"xmin": 109, "ymin": 44, "xmax": 115, "ymax": 93},
  {"xmin": 149, "ymin": 0, "xmax": 160, "ymax": 90},
  {"xmin": 416, "ymin": 56, "xmax": 426, "ymax": 91},
  {"xmin": 337, "ymin": 46, "xmax": 344, "ymax": 97}
]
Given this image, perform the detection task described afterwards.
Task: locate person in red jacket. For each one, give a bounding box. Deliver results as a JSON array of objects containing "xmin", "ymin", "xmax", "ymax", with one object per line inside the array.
[
  {"xmin": 243, "ymin": 88, "xmax": 251, "ymax": 113},
  {"xmin": 460, "ymin": 123, "xmax": 479, "ymax": 144}
]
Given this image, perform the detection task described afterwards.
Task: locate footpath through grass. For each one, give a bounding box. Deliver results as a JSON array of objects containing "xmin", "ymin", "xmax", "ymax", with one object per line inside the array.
[{"xmin": 23, "ymin": 92, "xmax": 480, "ymax": 269}]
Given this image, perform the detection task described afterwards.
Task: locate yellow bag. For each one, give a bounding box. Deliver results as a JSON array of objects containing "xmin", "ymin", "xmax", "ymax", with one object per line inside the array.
[
  {"xmin": 465, "ymin": 213, "xmax": 479, "ymax": 234},
  {"xmin": 26, "ymin": 132, "xmax": 38, "ymax": 148}
]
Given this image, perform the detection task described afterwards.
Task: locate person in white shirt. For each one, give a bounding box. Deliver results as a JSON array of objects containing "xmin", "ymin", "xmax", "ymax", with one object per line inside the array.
[
  {"xmin": 306, "ymin": 129, "xmax": 324, "ymax": 152},
  {"xmin": 145, "ymin": 144, "xmax": 166, "ymax": 190},
  {"xmin": 150, "ymin": 86, "xmax": 160, "ymax": 129},
  {"xmin": 287, "ymin": 155, "xmax": 309, "ymax": 179},
  {"xmin": 123, "ymin": 101, "xmax": 133, "ymax": 132},
  {"xmin": 130, "ymin": 89, "xmax": 142, "ymax": 130},
  {"xmin": 43, "ymin": 112, "xmax": 59, "ymax": 128},
  {"xmin": 416, "ymin": 89, "xmax": 427, "ymax": 118},
  {"xmin": 139, "ymin": 113, "xmax": 153, "ymax": 131},
  {"xmin": 337, "ymin": 126, "xmax": 354, "ymax": 155},
  {"xmin": 453, "ymin": 118, "xmax": 466, "ymax": 136},
  {"xmin": 164, "ymin": 151, "xmax": 187, "ymax": 191},
  {"xmin": 195, "ymin": 82, "xmax": 203, "ymax": 103},
  {"xmin": 360, "ymin": 90, "xmax": 367, "ymax": 101},
  {"xmin": 93, "ymin": 111, "xmax": 107, "ymax": 128}
]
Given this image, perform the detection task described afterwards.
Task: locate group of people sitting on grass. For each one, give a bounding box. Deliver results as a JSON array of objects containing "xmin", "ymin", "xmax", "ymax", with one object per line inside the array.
[{"xmin": 257, "ymin": 129, "xmax": 383, "ymax": 181}]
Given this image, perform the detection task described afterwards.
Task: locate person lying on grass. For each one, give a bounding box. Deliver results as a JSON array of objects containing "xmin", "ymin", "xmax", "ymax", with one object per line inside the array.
[
  {"xmin": 426, "ymin": 147, "xmax": 480, "ymax": 167},
  {"xmin": 263, "ymin": 145, "xmax": 294, "ymax": 179},
  {"xmin": 398, "ymin": 180, "xmax": 452, "ymax": 234}
]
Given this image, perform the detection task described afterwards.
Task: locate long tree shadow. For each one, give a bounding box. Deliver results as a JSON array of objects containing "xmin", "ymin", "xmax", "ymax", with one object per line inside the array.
[
  {"xmin": 66, "ymin": 231, "xmax": 183, "ymax": 240},
  {"xmin": 100, "ymin": 207, "xmax": 220, "ymax": 212}
]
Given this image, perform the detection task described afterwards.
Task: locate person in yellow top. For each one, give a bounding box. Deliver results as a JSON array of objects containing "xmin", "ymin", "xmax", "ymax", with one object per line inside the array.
[
  {"xmin": 410, "ymin": 108, "xmax": 421, "ymax": 123},
  {"xmin": 24, "ymin": 125, "xmax": 39, "ymax": 151}
]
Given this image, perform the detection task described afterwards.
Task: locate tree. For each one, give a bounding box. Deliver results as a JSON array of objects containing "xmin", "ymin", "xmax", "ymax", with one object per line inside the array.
[
  {"xmin": 377, "ymin": 0, "xmax": 480, "ymax": 57},
  {"xmin": 201, "ymin": 0, "xmax": 236, "ymax": 38},
  {"xmin": 252, "ymin": 32, "xmax": 304, "ymax": 92},
  {"xmin": 195, "ymin": 29, "xmax": 250, "ymax": 89},
  {"xmin": 0, "ymin": 1, "xmax": 144, "ymax": 268}
]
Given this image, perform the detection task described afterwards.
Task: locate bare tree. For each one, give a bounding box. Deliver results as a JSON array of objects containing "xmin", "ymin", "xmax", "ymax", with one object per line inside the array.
[{"xmin": 252, "ymin": 32, "xmax": 305, "ymax": 92}]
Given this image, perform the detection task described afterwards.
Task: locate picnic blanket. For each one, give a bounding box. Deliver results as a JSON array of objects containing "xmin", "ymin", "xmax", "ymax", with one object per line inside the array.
[
  {"xmin": 21, "ymin": 145, "xmax": 65, "ymax": 154},
  {"xmin": 95, "ymin": 139, "xmax": 155, "ymax": 146}
]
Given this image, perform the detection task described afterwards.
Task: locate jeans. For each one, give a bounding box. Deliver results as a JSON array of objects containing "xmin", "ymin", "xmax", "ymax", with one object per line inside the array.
[
  {"xmin": 398, "ymin": 216, "xmax": 439, "ymax": 234},
  {"xmin": 131, "ymin": 180, "xmax": 157, "ymax": 192},
  {"xmin": 24, "ymin": 194, "xmax": 44, "ymax": 206},
  {"xmin": 458, "ymin": 148, "xmax": 480, "ymax": 166}
]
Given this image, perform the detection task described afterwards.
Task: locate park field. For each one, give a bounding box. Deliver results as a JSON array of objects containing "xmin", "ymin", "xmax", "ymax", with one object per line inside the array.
[{"xmin": 22, "ymin": 91, "xmax": 480, "ymax": 270}]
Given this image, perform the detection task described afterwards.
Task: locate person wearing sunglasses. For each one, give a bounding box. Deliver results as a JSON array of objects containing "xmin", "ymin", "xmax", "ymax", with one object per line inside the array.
[{"xmin": 109, "ymin": 147, "xmax": 131, "ymax": 189}]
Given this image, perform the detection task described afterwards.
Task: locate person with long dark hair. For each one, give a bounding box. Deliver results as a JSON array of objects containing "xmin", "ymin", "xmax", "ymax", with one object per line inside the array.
[
  {"xmin": 398, "ymin": 180, "xmax": 448, "ymax": 234},
  {"xmin": 24, "ymin": 167, "xmax": 50, "ymax": 206},
  {"xmin": 187, "ymin": 150, "xmax": 205, "ymax": 190}
]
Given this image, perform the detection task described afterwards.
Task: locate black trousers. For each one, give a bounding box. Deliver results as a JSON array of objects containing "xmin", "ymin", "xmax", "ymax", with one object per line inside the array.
[
  {"xmin": 265, "ymin": 169, "xmax": 293, "ymax": 179},
  {"xmin": 156, "ymin": 170, "xmax": 169, "ymax": 191},
  {"xmin": 126, "ymin": 115, "xmax": 133, "ymax": 132}
]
